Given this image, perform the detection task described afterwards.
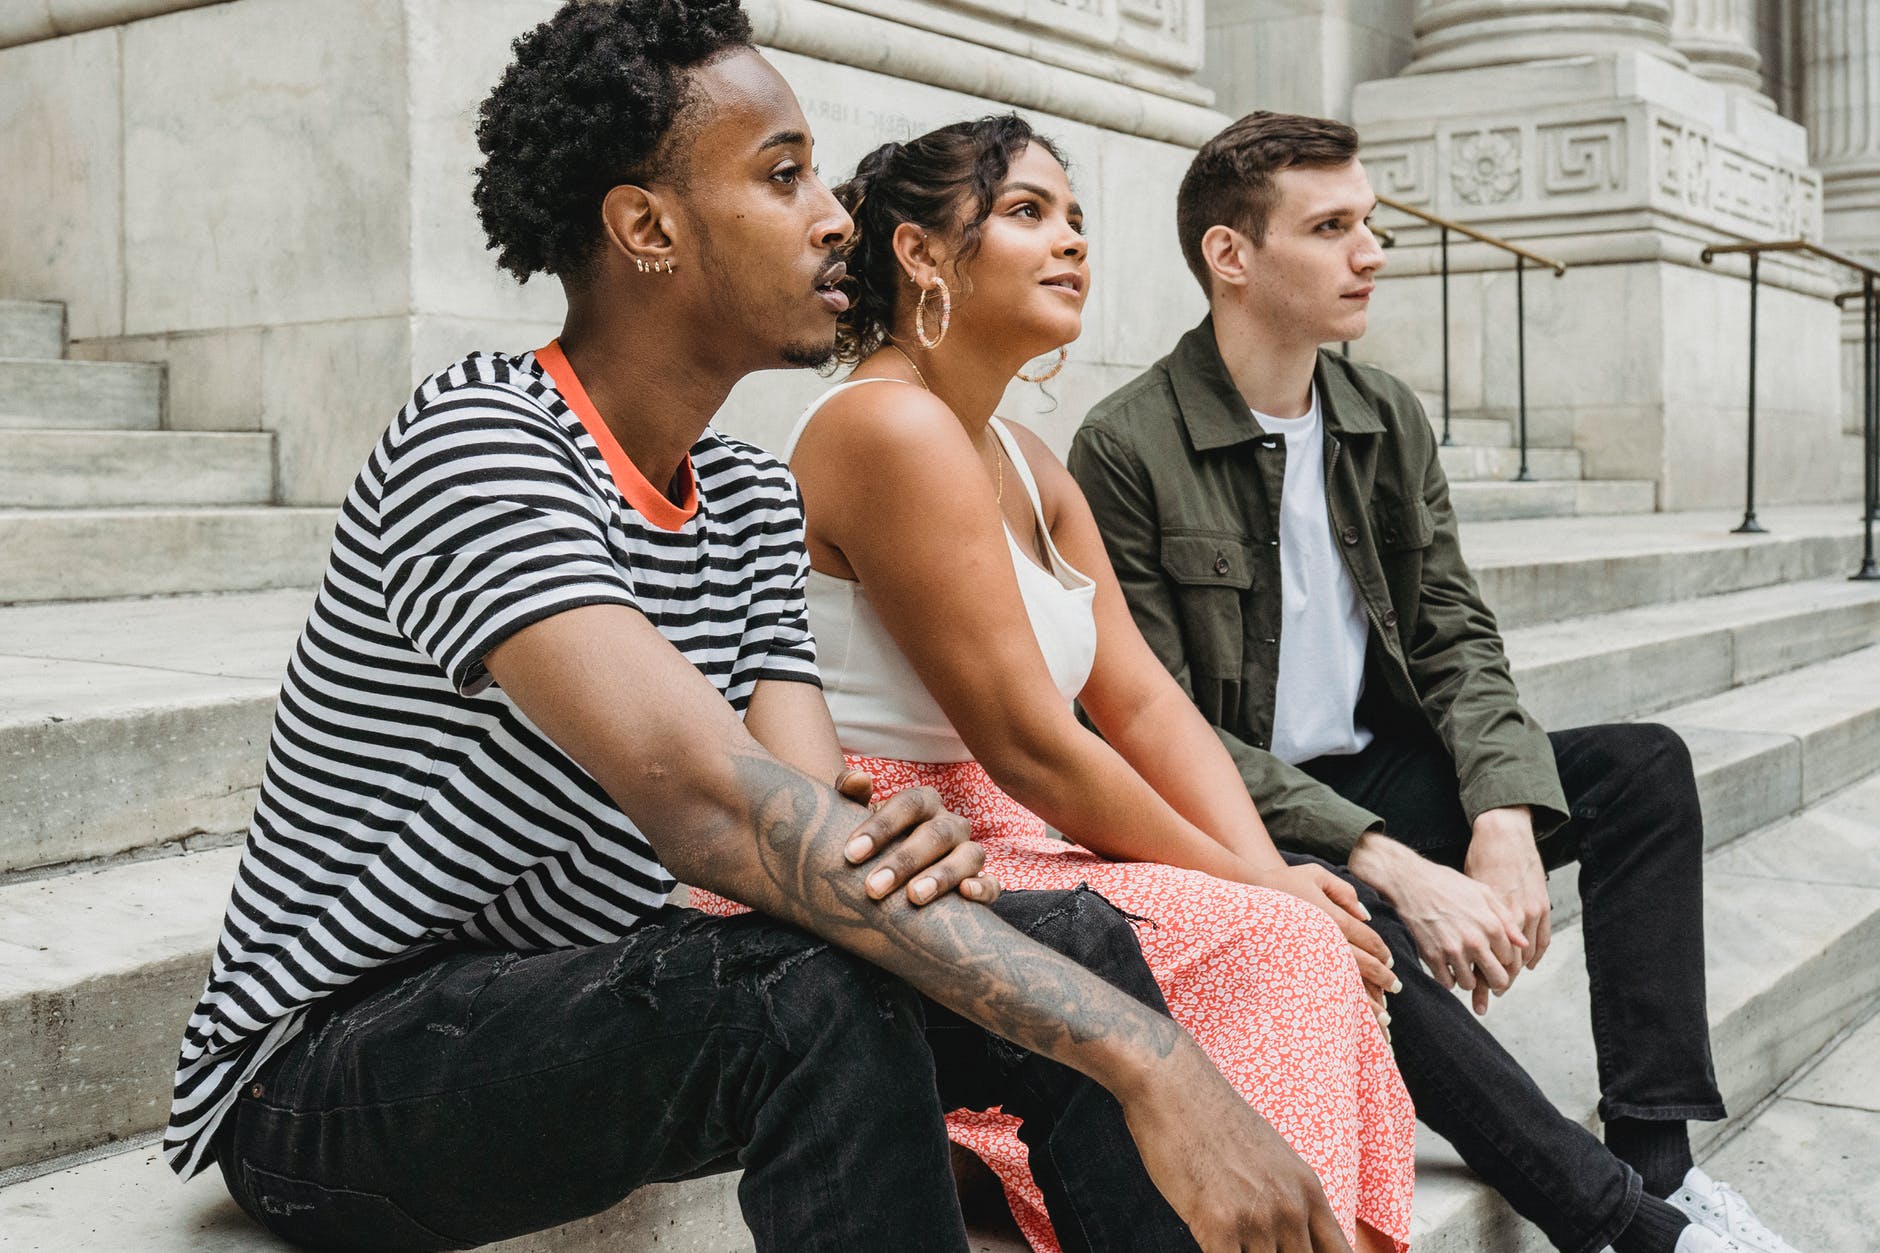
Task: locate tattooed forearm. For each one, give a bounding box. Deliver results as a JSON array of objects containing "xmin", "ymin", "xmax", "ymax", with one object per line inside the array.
[{"xmin": 723, "ymin": 750, "xmax": 1179, "ymax": 1085}]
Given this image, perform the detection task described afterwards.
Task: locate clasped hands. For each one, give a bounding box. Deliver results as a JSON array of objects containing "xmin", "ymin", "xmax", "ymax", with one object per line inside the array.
[{"xmin": 1354, "ymin": 805, "xmax": 1551, "ymax": 1016}]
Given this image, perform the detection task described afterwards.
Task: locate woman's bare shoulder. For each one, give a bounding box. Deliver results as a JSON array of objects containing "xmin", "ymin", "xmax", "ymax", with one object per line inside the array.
[{"xmin": 804, "ymin": 377, "xmax": 968, "ymax": 452}]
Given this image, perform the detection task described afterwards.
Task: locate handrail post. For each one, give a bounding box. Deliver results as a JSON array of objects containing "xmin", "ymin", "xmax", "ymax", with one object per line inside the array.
[
  {"xmin": 1514, "ymin": 254, "xmax": 1531, "ymax": 481},
  {"xmin": 1734, "ymin": 251, "xmax": 1766, "ymax": 533},
  {"xmin": 1867, "ymin": 277, "xmax": 1880, "ymax": 526},
  {"xmin": 1440, "ymin": 225, "xmax": 1452, "ymax": 446},
  {"xmin": 1858, "ymin": 275, "xmax": 1879, "ymax": 579}
]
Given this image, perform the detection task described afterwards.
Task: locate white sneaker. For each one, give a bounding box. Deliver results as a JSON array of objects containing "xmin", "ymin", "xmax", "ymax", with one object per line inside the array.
[
  {"xmin": 1667, "ymin": 1166, "xmax": 1805, "ymax": 1253},
  {"xmin": 1674, "ymin": 1226, "xmax": 1747, "ymax": 1252}
]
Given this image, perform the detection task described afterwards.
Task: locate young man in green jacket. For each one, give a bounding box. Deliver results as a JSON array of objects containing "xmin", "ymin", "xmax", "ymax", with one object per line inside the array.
[{"xmin": 1069, "ymin": 112, "xmax": 1804, "ymax": 1253}]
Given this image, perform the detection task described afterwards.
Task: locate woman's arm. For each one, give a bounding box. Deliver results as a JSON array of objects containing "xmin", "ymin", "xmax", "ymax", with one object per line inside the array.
[
  {"xmin": 1012, "ymin": 424, "xmax": 1395, "ymax": 1006},
  {"xmin": 792, "ymin": 388, "xmax": 1267, "ymax": 885},
  {"xmin": 1010, "ymin": 422, "xmax": 1284, "ymax": 870}
]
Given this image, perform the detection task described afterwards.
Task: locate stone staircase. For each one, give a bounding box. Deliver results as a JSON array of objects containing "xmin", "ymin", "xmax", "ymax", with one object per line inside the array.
[
  {"xmin": 1418, "ymin": 399, "xmax": 1659, "ymax": 522},
  {"xmin": 0, "ymin": 301, "xmax": 333, "ymax": 604},
  {"xmin": 4, "ymin": 298, "xmax": 1880, "ymax": 1249}
]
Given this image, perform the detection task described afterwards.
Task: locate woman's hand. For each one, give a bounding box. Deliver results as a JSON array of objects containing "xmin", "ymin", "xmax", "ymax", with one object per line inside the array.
[
  {"xmin": 835, "ymin": 767, "xmax": 1002, "ymax": 906},
  {"xmin": 1255, "ymin": 863, "xmax": 1397, "ymax": 1035}
]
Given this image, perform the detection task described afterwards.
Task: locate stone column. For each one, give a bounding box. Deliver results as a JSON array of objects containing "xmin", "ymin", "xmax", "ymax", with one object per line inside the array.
[
  {"xmin": 1803, "ymin": 0, "xmax": 1880, "ymax": 455},
  {"xmin": 1670, "ymin": 0, "xmax": 1769, "ymax": 101},
  {"xmin": 1352, "ymin": 0, "xmax": 1837, "ymax": 511},
  {"xmin": 1407, "ymin": 0, "xmax": 1684, "ymax": 75}
]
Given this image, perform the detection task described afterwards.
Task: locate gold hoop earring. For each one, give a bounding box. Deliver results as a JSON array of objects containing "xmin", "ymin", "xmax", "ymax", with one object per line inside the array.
[
  {"xmin": 915, "ymin": 277, "xmax": 951, "ymax": 349},
  {"xmin": 1016, "ymin": 345, "xmax": 1068, "ymax": 383}
]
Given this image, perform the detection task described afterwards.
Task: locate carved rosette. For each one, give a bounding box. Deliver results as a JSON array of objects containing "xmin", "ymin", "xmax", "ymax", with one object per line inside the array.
[{"xmin": 1449, "ymin": 130, "xmax": 1522, "ymax": 205}]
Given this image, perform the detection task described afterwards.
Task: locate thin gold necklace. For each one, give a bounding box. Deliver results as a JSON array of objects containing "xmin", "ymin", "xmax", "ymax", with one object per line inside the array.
[{"xmin": 888, "ymin": 343, "xmax": 1003, "ymax": 506}]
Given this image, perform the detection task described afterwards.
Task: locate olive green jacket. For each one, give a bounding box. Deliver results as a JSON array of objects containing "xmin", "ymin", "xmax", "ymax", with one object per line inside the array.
[{"xmin": 1067, "ymin": 316, "xmax": 1568, "ymax": 860}]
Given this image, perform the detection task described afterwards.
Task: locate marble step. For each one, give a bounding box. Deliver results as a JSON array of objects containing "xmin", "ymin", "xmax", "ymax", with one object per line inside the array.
[
  {"xmin": 1662, "ymin": 641, "xmax": 1880, "ymax": 850},
  {"xmin": 1450, "ymin": 478, "xmax": 1657, "ymax": 522},
  {"xmin": 1504, "ymin": 574, "xmax": 1880, "ymax": 730},
  {"xmin": 1683, "ymin": 1003, "xmax": 1880, "ymax": 1253},
  {"xmin": 0, "ymin": 359, "xmax": 163, "ymax": 430},
  {"xmin": 0, "ymin": 301, "xmax": 64, "ymax": 360},
  {"xmin": 4, "ymin": 636, "xmax": 1879, "ymax": 1172},
  {"xmin": 0, "ymin": 507, "xmax": 333, "ymax": 604},
  {"xmin": 0, "ymin": 431, "xmax": 274, "ymax": 507},
  {"xmin": 5, "ymin": 770, "xmax": 1875, "ymax": 1253},
  {"xmin": 0, "ymin": 589, "xmax": 312, "ymax": 874},
  {"xmin": 1465, "ymin": 504, "xmax": 1869, "ymax": 629},
  {"xmin": 5, "ymin": 539, "xmax": 1880, "ymax": 879},
  {"xmin": 1437, "ymin": 443, "xmax": 1581, "ymax": 482},
  {"xmin": 1414, "ymin": 397, "xmax": 1512, "ymax": 447}
]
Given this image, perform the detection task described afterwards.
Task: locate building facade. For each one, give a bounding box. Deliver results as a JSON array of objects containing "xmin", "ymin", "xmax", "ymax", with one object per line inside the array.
[{"xmin": 0, "ymin": 0, "xmax": 1870, "ymax": 509}]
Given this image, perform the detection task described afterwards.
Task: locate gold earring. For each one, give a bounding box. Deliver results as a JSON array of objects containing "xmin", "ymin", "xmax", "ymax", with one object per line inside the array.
[
  {"xmin": 915, "ymin": 277, "xmax": 951, "ymax": 349},
  {"xmin": 1017, "ymin": 345, "xmax": 1068, "ymax": 384}
]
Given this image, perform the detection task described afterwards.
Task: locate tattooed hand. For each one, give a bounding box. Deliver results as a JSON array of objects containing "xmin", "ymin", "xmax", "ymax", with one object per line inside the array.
[{"xmin": 1117, "ymin": 1048, "xmax": 1357, "ymax": 1253}]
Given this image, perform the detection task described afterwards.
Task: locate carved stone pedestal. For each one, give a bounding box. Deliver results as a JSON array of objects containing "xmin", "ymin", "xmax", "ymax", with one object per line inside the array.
[{"xmin": 1352, "ymin": 48, "xmax": 1842, "ymax": 510}]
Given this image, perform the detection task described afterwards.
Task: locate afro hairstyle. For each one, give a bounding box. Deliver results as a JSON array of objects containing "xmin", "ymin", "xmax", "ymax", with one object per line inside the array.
[{"xmin": 472, "ymin": 0, "xmax": 753, "ymax": 284}]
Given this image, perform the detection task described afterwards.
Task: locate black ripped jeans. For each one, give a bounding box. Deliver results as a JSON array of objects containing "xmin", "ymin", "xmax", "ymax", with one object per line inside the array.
[
  {"xmin": 214, "ymin": 889, "xmax": 1197, "ymax": 1253},
  {"xmin": 1294, "ymin": 722, "xmax": 1724, "ymax": 1253}
]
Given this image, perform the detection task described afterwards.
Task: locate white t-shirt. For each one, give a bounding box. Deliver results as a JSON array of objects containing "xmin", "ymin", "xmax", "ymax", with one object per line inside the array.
[{"xmin": 1257, "ymin": 385, "xmax": 1373, "ymax": 765}]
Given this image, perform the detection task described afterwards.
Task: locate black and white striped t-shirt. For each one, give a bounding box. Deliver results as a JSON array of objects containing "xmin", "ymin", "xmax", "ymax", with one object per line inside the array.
[{"xmin": 164, "ymin": 343, "xmax": 820, "ymax": 1178}]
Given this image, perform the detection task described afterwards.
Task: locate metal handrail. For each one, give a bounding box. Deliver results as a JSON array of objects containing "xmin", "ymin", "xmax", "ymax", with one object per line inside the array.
[
  {"xmin": 1700, "ymin": 238, "xmax": 1880, "ymax": 281},
  {"xmin": 1373, "ymin": 194, "xmax": 1568, "ymax": 480},
  {"xmin": 1376, "ymin": 195, "xmax": 1568, "ymax": 274},
  {"xmin": 1700, "ymin": 238, "xmax": 1879, "ymax": 579}
]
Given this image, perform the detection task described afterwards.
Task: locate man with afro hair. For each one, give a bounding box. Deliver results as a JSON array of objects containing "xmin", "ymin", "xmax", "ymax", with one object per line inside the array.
[{"xmin": 164, "ymin": 4, "xmax": 1358, "ymax": 1250}]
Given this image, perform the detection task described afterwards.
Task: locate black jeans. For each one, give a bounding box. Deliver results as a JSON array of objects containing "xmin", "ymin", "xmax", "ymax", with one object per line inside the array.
[
  {"xmin": 214, "ymin": 888, "xmax": 1197, "ymax": 1253},
  {"xmin": 1297, "ymin": 722, "xmax": 1725, "ymax": 1253}
]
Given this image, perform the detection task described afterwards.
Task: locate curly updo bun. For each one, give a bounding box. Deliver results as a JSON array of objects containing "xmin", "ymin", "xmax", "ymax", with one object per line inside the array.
[
  {"xmin": 833, "ymin": 115, "xmax": 1066, "ymax": 364},
  {"xmin": 473, "ymin": 0, "xmax": 752, "ymax": 284}
]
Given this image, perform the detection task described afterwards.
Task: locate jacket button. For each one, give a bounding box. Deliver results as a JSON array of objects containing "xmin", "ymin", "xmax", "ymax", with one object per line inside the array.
[
  {"xmin": 1382, "ymin": 609, "xmax": 1399, "ymax": 628},
  {"xmin": 1214, "ymin": 554, "xmax": 1230, "ymax": 576},
  {"xmin": 1268, "ymin": 538, "xmax": 1279, "ymax": 548},
  {"xmin": 1340, "ymin": 525, "xmax": 1360, "ymax": 546}
]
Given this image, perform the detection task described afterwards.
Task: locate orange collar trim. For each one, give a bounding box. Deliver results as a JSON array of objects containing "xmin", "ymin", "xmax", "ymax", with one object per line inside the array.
[{"xmin": 535, "ymin": 339, "xmax": 698, "ymax": 532}]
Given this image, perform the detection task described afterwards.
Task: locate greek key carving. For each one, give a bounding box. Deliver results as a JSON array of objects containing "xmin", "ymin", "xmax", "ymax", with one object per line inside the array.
[
  {"xmin": 1364, "ymin": 140, "xmax": 1434, "ymax": 206},
  {"xmin": 1541, "ymin": 120, "xmax": 1626, "ymax": 195}
]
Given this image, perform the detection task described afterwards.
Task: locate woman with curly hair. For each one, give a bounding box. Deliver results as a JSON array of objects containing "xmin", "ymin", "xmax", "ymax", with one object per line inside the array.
[{"xmin": 702, "ymin": 117, "xmax": 1418, "ymax": 1252}]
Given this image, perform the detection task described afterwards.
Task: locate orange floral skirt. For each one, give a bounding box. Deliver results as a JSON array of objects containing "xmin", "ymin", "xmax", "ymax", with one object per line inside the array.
[{"xmin": 695, "ymin": 756, "xmax": 1415, "ymax": 1251}]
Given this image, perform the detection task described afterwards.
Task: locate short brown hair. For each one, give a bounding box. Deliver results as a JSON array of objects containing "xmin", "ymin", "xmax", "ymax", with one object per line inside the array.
[{"xmin": 1176, "ymin": 111, "xmax": 1360, "ymax": 294}]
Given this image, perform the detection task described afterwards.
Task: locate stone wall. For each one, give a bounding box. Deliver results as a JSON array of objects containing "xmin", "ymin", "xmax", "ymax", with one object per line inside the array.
[{"xmin": 0, "ymin": 0, "xmax": 1218, "ymax": 504}]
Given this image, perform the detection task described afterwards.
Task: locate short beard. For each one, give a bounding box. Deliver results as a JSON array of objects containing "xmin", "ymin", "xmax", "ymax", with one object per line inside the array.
[{"xmin": 780, "ymin": 339, "xmax": 838, "ymax": 370}]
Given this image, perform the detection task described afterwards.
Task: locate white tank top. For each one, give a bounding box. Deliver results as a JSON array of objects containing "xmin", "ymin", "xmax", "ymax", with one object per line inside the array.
[{"xmin": 785, "ymin": 379, "xmax": 1098, "ymax": 763}]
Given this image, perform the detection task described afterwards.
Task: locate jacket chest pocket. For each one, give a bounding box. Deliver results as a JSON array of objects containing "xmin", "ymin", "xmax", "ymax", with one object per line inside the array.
[
  {"xmin": 1373, "ymin": 498, "xmax": 1434, "ymax": 637},
  {"xmin": 1161, "ymin": 532, "xmax": 1255, "ymax": 682}
]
